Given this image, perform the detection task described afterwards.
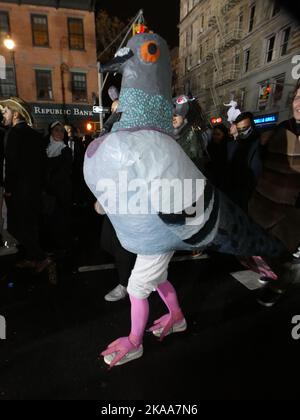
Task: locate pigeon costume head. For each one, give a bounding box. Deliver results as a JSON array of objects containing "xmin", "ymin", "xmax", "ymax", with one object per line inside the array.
[{"xmin": 100, "ymin": 33, "xmax": 173, "ymax": 133}]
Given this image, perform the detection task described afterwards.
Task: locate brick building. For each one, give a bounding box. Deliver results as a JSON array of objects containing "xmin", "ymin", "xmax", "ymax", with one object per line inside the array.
[
  {"xmin": 0, "ymin": 0, "xmax": 99, "ymax": 133},
  {"xmin": 178, "ymin": 0, "xmax": 300, "ymax": 127}
]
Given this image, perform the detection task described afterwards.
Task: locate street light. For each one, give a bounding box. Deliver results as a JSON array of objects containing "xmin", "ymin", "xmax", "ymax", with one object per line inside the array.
[{"xmin": 3, "ymin": 35, "xmax": 18, "ymax": 96}]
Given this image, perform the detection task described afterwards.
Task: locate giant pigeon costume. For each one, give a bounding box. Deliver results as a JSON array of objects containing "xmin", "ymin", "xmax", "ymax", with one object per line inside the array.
[{"xmin": 84, "ymin": 33, "xmax": 288, "ymax": 367}]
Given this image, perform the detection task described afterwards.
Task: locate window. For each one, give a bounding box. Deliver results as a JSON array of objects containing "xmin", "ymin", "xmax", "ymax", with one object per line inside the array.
[
  {"xmin": 0, "ymin": 11, "xmax": 10, "ymax": 37},
  {"xmin": 249, "ymin": 5, "xmax": 255, "ymax": 32},
  {"xmin": 272, "ymin": 0, "xmax": 281, "ymax": 16},
  {"xmin": 186, "ymin": 25, "xmax": 193, "ymax": 46},
  {"xmin": 224, "ymin": 21, "xmax": 229, "ymax": 34},
  {"xmin": 31, "ymin": 14, "xmax": 49, "ymax": 47},
  {"xmin": 257, "ymin": 81, "xmax": 272, "ymax": 111},
  {"xmin": 281, "ymin": 27, "xmax": 291, "ymax": 56},
  {"xmin": 273, "ymin": 74, "xmax": 285, "ymax": 107},
  {"xmin": 68, "ymin": 18, "xmax": 84, "ymax": 50},
  {"xmin": 240, "ymin": 88, "xmax": 246, "ymax": 109},
  {"xmin": 199, "ymin": 45, "xmax": 203, "ymax": 62},
  {"xmin": 36, "ymin": 70, "xmax": 53, "ymax": 100},
  {"xmin": 234, "ymin": 54, "xmax": 240, "ymax": 67},
  {"xmin": 238, "ymin": 13, "xmax": 244, "ymax": 30},
  {"xmin": 0, "ymin": 67, "xmax": 16, "ymax": 98},
  {"xmin": 201, "ymin": 15, "xmax": 204, "ymax": 30},
  {"xmin": 266, "ymin": 35, "xmax": 276, "ymax": 63},
  {"xmin": 183, "ymin": 1, "xmax": 188, "ymax": 18},
  {"xmin": 244, "ymin": 49, "xmax": 250, "ymax": 72},
  {"xmin": 72, "ymin": 72, "xmax": 87, "ymax": 102}
]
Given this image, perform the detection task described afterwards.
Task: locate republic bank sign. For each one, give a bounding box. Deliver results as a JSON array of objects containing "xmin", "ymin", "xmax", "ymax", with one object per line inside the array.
[{"xmin": 31, "ymin": 103, "xmax": 98, "ymax": 121}]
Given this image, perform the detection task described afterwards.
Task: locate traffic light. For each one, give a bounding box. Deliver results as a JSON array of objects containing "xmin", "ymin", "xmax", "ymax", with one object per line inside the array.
[
  {"xmin": 210, "ymin": 117, "xmax": 223, "ymax": 125},
  {"xmin": 86, "ymin": 122, "xmax": 93, "ymax": 132},
  {"xmin": 263, "ymin": 84, "xmax": 272, "ymax": 99},
  {"xmin": 132, "ymin": 23, "xmax": 148, "ymax": 36}
]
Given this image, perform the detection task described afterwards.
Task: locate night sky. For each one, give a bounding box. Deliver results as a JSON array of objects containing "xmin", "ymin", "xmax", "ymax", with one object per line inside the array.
[{"xmin": 96, "ymin": 0, "xmax": 180, "ymax": 48}]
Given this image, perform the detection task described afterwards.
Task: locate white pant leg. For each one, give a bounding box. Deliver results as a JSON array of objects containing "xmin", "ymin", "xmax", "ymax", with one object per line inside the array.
[
  {"xmin": 127, "ymin": 252, "xmax": 174, "ymax": 299},
  {"xmin": 0, "ymin": 187, "xmax": 3, "ymax": 235}
]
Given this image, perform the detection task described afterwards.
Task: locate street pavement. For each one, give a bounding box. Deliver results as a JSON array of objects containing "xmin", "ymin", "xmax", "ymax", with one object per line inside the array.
[{"xmin": 0, "ymin": 249, "xmax": 299, "ymax": 400}]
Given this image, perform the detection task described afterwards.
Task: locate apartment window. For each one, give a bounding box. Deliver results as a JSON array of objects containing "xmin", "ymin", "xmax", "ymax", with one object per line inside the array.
[
  {"xmin": 224, "ymin": 21, "xmax": 229, "ymax": 34},
  {"xmin": 36, "ymin": 70, "xmax": 53, "ymax": 100},
  {"xmin": 244, "ymin": 49, "xmax": 250, "ymax": 72},
  {"xmin": 238, "ymin": 13, "xmax": 244, "ymax": 30},
  {"xmin": 249, "ymin": 5, "xmax": 255, "ymax": 32},
  {"xmin": 240, "ymin": 88, "xmax": 246, "ymax": 109},
  {"xmin": 201, "ymin": 15, "xmax": 204, "ymax": 30},
  {"xmin": 183, "ymin": 1, "xmax": 188, "ymax": 17},
  {"xmin": 266, "ymin": 35, "xmax": 276, "ymax": 63},
  {"xmin": 186, "ymin": 25, "xmax": 193, "ymax": 46},
  {"xmin": 68, "ymin": 18, "xmax": 84, "ymax": 50},
  {"xmin": 273, "ymin": 74, "xmax": 285, "ymax": 107},
  {"xmin": 72, "ymin": 72, "xmax": 87, "ymax": 102},
  {"xmin": 0, "ymin": 11, "xmax": 10, "ymax": 36},
  {"xmin": 258, "ymin": 80, "xmax": 272, "ymax": 111},
  {"xmin": 31, "ymin": 14, "xmax": 49, "ymax": 47},
  {"xmin": 0, "ymin": 67, "xmax": 16, "ymax": 98},
  {"xmin": 281, "ymin": 27, "xmax": 291, "ymax": 56},
  {"xmin": 272, "ymin": 0, "xmax": 281, "ymax": 16},
  {"xmin": 199, "ymin": 45, "xmax": 203, "ymax": 62}
]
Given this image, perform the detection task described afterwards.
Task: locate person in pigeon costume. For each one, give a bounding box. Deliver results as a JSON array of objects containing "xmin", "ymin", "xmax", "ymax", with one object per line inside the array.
[{"xmin": 84, "ymin": 33, "xmax": 293, "ymax": 368}]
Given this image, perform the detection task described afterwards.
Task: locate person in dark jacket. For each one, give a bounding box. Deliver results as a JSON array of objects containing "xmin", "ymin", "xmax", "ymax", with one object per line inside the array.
[
  {"xmin": 173, "ymin": 95, "xmax": 208, "ymax": 171},
  {"xmin": 43, "ymin": 121, "xmax": 73, "ymax": 255},
  {"xmin": 65, "ymin": 124, "xmax": 85, "ymax": 206},
  {"xmin": 226, "ymin": 112, "xmax": 263, "ymax": 213},
  {"xmin": 1, "ymin": 97, "xmax": 51, "ymax": 272},
  {"xmin": 206, "ymin": 123, "xmax": 230, "ymax": 191},
  {"xmin": 95, "ymin": 85, "xmax": 136, "ymax": 302},
  {"xmin": 0, "ymin": 121, "xmax": 5, "ymax": 245},
  {"xmin": 248, "ymin": 79, "xmax": 300, "ymax": 306}
]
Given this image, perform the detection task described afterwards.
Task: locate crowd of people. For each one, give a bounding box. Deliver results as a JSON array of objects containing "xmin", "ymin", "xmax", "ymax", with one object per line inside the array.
[{"xmin": 0, "ymin": 98, "xmax": 95, "ymax": 272}]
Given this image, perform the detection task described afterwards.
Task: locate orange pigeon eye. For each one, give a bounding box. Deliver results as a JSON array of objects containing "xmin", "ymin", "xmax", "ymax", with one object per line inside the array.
[{"xmin": 140, "ymin": 41, "xmax": 160, "ymax": 63}]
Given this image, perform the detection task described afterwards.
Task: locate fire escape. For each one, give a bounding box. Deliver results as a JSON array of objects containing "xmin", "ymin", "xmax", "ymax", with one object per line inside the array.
[{"xmin": 206, "ymin": 0, "xmax": 242, "ymax": 114}]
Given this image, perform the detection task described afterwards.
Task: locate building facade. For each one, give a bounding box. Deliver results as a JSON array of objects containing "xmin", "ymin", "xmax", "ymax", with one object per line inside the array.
[
  {"xmin": 178, "ymin": 0, "xmax": 300, "ymax": 126},
  {"xmin": 0, "ymin": 0, "xmax": 99, "ymax": 132}
]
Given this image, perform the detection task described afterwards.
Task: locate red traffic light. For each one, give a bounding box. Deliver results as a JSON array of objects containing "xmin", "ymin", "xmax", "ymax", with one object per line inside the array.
[
  {"xmin": 86, "ymin": 122, "xmax": 93, "ymax": 131},
  {"xmin": 133, "ymin": 23, "xmax": 148, "ymax": 35},
  {"xmin": 210, "ymin": 117, "xmax": 222, "ymax": 125}
]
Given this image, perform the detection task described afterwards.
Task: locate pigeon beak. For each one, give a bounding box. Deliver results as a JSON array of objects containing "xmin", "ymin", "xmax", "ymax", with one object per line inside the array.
[{"xmin": 99, "ymin": 49, "xmax": 134, "ymax": 74}]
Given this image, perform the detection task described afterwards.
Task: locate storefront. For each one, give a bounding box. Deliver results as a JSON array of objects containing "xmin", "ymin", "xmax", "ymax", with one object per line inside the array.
[
  {"xmin": 30, "ymin": 103, "xmax": 102, "ymax": 134},
  {"xmin": 253, "ymin": 113, "xmax": 279, "ymax": 131}
]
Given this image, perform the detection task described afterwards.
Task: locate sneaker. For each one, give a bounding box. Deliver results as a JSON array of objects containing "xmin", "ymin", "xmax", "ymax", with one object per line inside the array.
[
  {"xmin": 104, "ymin": 284, "xmax": 128, "ymax": 302},
  {"xmin": 152, "ymin": 318, "xmax": 187, "ymax": 338},
  {"xmin": 293, "ymin": 246, "xmax": 300, "ymax": 260},
  {"xmin": 258, "ymin": 276, "xmax": 272, "ymax": 285},
  {"xmin": 257, "ymin": 286, "xmax": 283, "ymax": 308},
  {"xmin": 103, "ymin": 345, "xmax": 143, "ymax": 366},
  {"xmin": 0, "ymin": 241, "xmax": 18, "ymax": 257}
]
